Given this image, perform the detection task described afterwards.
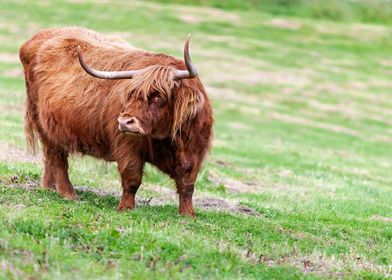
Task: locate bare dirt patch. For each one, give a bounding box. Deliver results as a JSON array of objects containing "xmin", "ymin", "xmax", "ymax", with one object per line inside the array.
[
  {"xmin": 246, "ymin": 250, "xmax": 391, "ymax": 278},
  {"xmin": 0, "ymin": 53, "xmax": 19, "ymax": 64},
  {"xmin": 269, "ymin": 112, "xmax": 361, "ymax": 137},
  {"xmin": 178, "ymin": 14, "xmax": 202, "ymax": 24},
  {"xmin": 3, "ymin": 68, "xmax": 23, "ymax": 78},
  {"xmin": 228, "ymin": 122, "xmax": 253, "ymax": 131},
  {"xmin": 176, "ymin": 6, "xmax": 241, "ymax": 25},
  {"xmin": 224, "ymin": 103, "xmax": 261, "ymax": 115},
  {"xmin": 269, "ymin": 18, "xmax": 302, "ymax": 30},
  {"xmin": 204, "ymin": 86, "xmax": 271, "ymax": 111},
  {"xmin": 200, "ymin": 60, "xmax": 309, "ymax": 86},
  {"xmin": 314, "ymin": 22, "xmax": 390, "ymax": 42},
  {"xmin": 370, "ymin": 215, "xmax": 392, "ymax": 223},
  {"xmin": 212, "ymin": 138, "xmax": 231, "ymax": 149},
  {"xmin": 194, "ymin": 198, "xmax": 259, "ymax": 216},
  {"xmin": 208, "ymin": 170, "xmax": 258, "ymax": 193},
  {"xmin": 0, "ymin": 142, "xmax": 41, "ymax": 163},
  {"xmin": 304, "ymin": 98, "xmax": 361, "ymax": 119},
  {"xmin": 79, "ymin": 185, "xmax": 260, "ymax": 216},
  {"xmin": 291, "ymin": 253, "xmax": 391, "ymax": 278},
  {"xmin": 379, "ymin": 59, "xmax": 392, "ymax": 67},
  {"xmin": 0, "ymin": 103, "xmax": 24, "ymax": 114}
]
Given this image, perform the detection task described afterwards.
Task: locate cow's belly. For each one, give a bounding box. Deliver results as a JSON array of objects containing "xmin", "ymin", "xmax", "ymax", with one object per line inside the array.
[{"xmin": 38, "ymin": 99, "xmax": 113, "ymax": 160}]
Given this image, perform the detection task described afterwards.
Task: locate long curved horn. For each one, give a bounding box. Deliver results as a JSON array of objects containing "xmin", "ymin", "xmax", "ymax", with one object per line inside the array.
[
  {"xmin": 173, "ymin": 34, "xmax": 199, "ymax": 80},
  {"xmin": 77, "ymin": 46, "xmax": 140, "ymax": 79},
  {"xmin": 77, "ymin": 35, "xmax": 198, "ymax": 80}
]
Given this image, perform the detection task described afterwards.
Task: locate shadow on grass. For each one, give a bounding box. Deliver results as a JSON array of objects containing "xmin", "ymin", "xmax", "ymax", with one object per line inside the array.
[
  {"xmin": 1, "ymin": 183, "xmax": 262, "ymax": 224},
  {"xmin": 74, "ymin": 186, "xmax": 262, "ymax": 218}
]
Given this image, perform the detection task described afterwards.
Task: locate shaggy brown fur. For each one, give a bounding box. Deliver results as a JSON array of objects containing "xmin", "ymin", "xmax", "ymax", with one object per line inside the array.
[{"xmin": 20, "ymin": 27, "xmax": 213, "ymax": 217}]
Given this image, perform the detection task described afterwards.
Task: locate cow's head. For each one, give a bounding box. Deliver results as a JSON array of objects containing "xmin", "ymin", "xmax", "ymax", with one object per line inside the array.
[{"xmin": 78, "ymin": 36, "xmax": 204, "ymax": 139}]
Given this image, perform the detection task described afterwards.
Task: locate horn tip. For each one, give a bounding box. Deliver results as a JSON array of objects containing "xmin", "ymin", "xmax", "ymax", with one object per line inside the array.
[{"xmin": 186, "ymin": 33, "xmax": 192, "ymax": 42}]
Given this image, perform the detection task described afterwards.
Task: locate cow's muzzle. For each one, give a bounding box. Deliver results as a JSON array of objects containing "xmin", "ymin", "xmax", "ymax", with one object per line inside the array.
[{"xmin": 118, "ymin": 116, "xmax": 145, "ymax": 136}]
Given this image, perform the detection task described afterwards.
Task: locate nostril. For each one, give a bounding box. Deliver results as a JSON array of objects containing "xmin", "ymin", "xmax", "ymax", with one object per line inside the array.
[{"xmin": 126, "ymin": 118, "xmax": 135, "ymax": 125}]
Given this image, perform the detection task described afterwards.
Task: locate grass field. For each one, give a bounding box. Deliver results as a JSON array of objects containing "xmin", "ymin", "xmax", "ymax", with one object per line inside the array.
[{"xmin": 0, "ymin": 0, "xmax": 391, "ymax": 279}]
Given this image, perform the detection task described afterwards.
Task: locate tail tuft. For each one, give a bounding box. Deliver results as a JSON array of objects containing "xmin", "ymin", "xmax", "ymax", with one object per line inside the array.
[{"xmin": 24, "ymin": 96, "xmax": 38, "ymax": 154}]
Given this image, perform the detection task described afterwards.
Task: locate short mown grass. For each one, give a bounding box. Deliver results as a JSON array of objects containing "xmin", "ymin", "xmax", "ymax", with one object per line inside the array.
[{"xmin": 0, "ymin": 0, "xmax": 391, "ymax": 279}]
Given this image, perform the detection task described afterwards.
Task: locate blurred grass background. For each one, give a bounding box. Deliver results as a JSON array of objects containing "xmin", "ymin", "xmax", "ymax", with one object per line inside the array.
[
  {"xmin": 0, "ymin": 0, "xmax": 391, "ymax": 279},
  {"xmin": 151, "ymin": 0, "xmax": 392, "ymax": 24}
]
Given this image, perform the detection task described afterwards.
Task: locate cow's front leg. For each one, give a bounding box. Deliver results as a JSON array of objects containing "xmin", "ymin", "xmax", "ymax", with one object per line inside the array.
[
  {"xmin": 175, "ymin": 164, "xmax": 199, "ymax": 217},
  {"xmin": 117, "ymin": 160, "xmax": 143, "ymax": 211},
  {"xmin": 173, "ymin": 146, "xmax": 200, "ymax": 217},
  {"xmin": 176, "ymin": 181, "xmax": 196, "ymax": 218}
]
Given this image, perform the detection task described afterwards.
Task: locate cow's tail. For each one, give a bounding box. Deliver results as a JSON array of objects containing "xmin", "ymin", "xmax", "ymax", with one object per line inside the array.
[
  {"xmin": 24, "ymin": 91, "xmax": 39, "ymax": 154},
  {"xmin": 20, "ymin": 39, "xmax": 41, "ymax": 154}
]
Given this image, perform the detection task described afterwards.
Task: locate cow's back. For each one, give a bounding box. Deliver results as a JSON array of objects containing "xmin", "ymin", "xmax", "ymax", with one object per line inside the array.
[
  {"xmin": 20, "ymin": 27, "xmax": 137, "ymax": 157},
  {"xmin": 20, "ymin": 27, "xmax": 131, "ymax": 66}
]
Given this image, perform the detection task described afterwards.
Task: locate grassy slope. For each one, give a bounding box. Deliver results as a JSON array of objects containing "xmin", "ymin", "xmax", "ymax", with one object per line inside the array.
[
  {"xmin": 0, "ymin": 0, "xmax": 391, "ymax": 279},
  {"xmin": 149, "ymin": 0, "xmax": 392, "ymax": 24}
]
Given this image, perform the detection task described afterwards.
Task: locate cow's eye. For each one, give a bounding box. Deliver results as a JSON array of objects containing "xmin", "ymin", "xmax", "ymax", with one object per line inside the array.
[{"xmin": 149, "ymin": 94, "xmax": 164, "ymax": 106}]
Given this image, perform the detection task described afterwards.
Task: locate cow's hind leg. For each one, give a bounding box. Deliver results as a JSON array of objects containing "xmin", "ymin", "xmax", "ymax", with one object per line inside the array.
[
  {"xmin": 43, "ymin": 144, "xmax": 78, "ymax": 200},
  {"xmin": 41, "ymin": 159, "xmax": 55, "ymax": 190}
]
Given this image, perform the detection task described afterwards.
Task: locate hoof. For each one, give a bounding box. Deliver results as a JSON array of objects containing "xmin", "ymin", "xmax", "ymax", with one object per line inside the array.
[
  {"xmin": 117, "ymin": 195, "xmax": 136, "ymax": 211},
  {"xmin": 60, "ymin": 191, "xmax": 79, "ymax": 200},
  {"xmin": 117, "ymin": 205, "xmax": 135, "ymax": 212},
  {"xmin": 41, "ymin": 184, "xmax": 56, "ymax": 190},
  {"xmin": 179, "ymin": 209, "xmax": 196, "ymax": 218}
]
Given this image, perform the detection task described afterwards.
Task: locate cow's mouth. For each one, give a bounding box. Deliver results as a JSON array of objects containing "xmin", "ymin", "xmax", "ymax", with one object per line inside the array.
[
  {"xmin": 118, "ymin": 117, "xmax": 146, "ymax": 137},
  {"xmin": 119, "ymin": 127, "xmax": 144, "ymax": 137},
  {"xmin": 123, "ymin": 131, "xmax": 143, "ymax": 137}
]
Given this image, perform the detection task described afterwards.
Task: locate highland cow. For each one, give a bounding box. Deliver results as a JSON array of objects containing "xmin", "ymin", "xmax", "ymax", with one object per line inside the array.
[{"xmin": 19, "ymin": 27, "xmax": 213, "ymax": 217}]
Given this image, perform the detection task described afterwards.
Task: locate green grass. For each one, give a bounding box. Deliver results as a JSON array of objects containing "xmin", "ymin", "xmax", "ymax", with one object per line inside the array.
[
  {"xmin": 149, "ymin": 0, "xmax": 392, "ymax": 24},
  {"xmin": 0, "ymin": 185, "xmax": 313, "ymax": 280},
  {"xmin": 0, "ymin": 0, "xmax": 392, "ymax": 279}
]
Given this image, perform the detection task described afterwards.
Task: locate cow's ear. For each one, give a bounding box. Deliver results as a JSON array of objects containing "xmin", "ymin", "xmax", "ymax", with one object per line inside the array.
[{"xmin": 171, "ymin": 85, "xmax": 204, "ymax": 138}]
